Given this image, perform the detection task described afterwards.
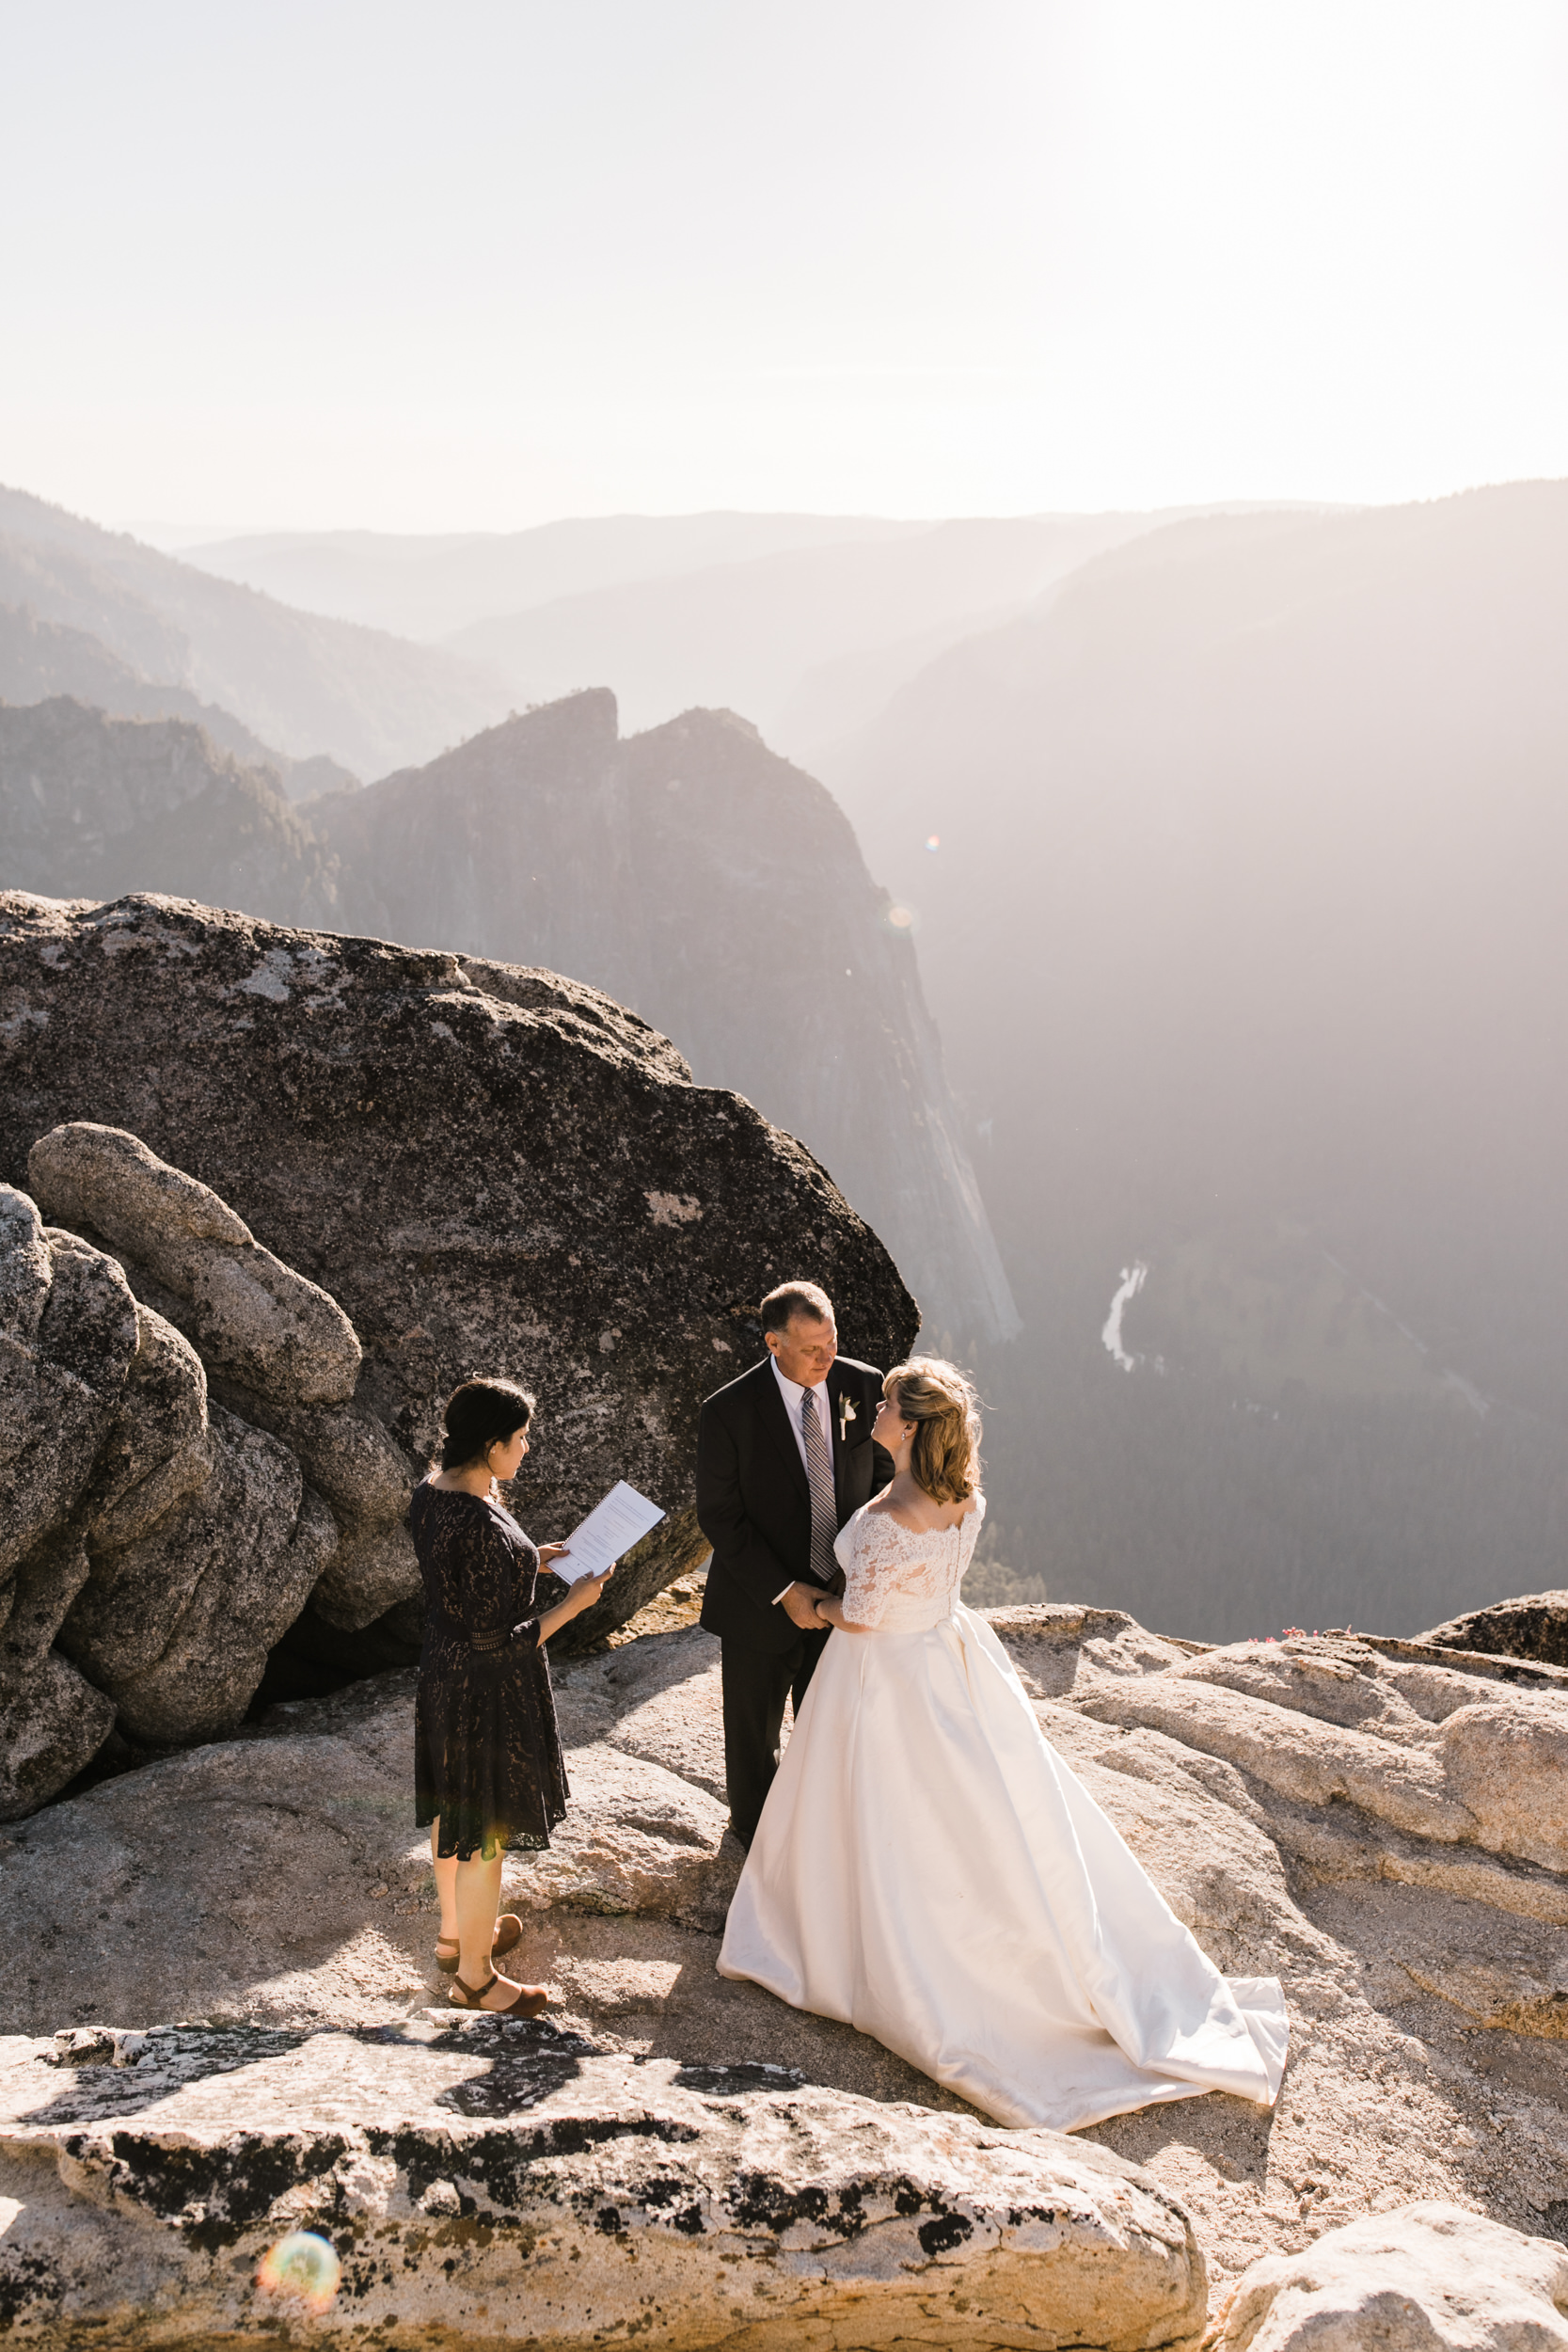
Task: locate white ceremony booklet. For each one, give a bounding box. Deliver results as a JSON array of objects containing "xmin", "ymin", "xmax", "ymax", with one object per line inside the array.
[{"xmin": 558, "ymin": 1480, "xmax": 665, "ymax": 1580}]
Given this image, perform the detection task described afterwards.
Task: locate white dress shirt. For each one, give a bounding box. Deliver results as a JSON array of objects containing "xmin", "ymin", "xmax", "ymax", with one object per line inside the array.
[{"xmin": 771, "ymin": 1356, "xmax": 832, "ymax": 1603}]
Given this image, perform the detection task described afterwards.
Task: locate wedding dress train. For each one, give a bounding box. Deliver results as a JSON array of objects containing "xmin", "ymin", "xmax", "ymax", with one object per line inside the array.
[{"xmin": 718, "ymin": 1495, "xmax": 1289, "ymax": 2133}]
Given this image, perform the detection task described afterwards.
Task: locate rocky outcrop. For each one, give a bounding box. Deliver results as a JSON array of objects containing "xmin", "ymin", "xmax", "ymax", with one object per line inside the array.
[
  {"xmin": 1208, "ymin": 2203, "xmax": 1568, "ymax": 2352},
  {"xmin": 1420, "ymin": 1591, "xmax": 1568, "ymax": 1671},
  {"xmin": 27, "ymin": 1125, "xmax": 431, "ymax": 1633},
  {"xmin": 0, "ymin": 485, "xmax": 510, "ymax": 775},
  {"xmin": 29, "ymin": 1121, "xmax": 361, "ymax": 1405},
  {"xmin": 0, "ymin": 1175, "xmax": 337, "ymax": 1809},
  {"xmin": 0, "ymin": 892, "xmax": 916, "ymax": 1657},
  {"xmin": 0, "ymin": 697, "xmax": 343, "ymax": 919},
  {"xmin": 0, "ymin": 2027, "xmax": 1206, "ymax": 2352},
  {"xmin": 0, "ymin": 1041, "xmax": 911, "ymax": 1806},
  {"xmin": 1049, "ymin": 1621, "xmax": 1568, "ymax": 1879}
]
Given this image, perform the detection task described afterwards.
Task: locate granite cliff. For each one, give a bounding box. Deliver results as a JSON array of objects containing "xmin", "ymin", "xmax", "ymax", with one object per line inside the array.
[
  {"xmin": 314, "ymin": 691, "xmax": 1016, "ymax": 1348},
  {"xmin": 0, "ymin": 700, "xmax": 342, "ymax": 922}
]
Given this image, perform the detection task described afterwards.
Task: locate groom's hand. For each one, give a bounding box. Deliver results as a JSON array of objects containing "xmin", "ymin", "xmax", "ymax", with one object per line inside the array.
[{"xmin": 780, "ymin": 1582, "xmax": 825, "ymax": 1630}]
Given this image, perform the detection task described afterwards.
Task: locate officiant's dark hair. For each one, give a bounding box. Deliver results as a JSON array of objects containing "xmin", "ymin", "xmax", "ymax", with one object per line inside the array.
[
  {"xmin": 885, "ymin": 1358, "xmax": 980, "ymax": 1503},
  {"xmin": 437, "ymin": 1376, "xmax": 536, "ymax": 1471},
  {"xmin": 760, "ymin": 1280, "xmax": 833, "ymax": 1334}
]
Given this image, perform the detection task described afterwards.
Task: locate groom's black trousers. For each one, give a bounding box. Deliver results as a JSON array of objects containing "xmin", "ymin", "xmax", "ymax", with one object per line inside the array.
[{"xmin": 721, "ymin": 1626, "xmax": 830, "ymax": 1849}]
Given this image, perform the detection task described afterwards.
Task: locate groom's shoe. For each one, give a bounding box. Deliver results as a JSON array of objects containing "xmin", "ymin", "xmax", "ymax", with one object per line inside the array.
[{"xmin": 726, "ymin": 1820, "xmax": 751, "ymax": 1852}]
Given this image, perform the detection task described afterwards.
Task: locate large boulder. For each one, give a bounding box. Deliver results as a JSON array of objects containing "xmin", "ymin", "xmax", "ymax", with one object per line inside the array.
[
  {"xmin": 1207, "ymin": 2202, "xmax": 1568, "ymax": 2352},
  {"xmin": 0, "ymin": 1188, "xmax": 138, "ymax": 1579},
  {"xmin": 0, "ymin": 1179, "xmax": 340, "ymax": 1808},
  {"xmin": 27, "ymin": 1120, "xmax": 418, "ymax": 1629},
  {"xmin": 0, "ymin": 891, "xmax": 919, "ymax": 1641},
  {"xmin": 0, "ymin": 1195, "xmax": 137, "ymax": 1813},
  {"xmin": 28, "ymin": 1120, "xmax": 362, "ymax": 1406},
  {"xmin": 0, "ymin": 2026, "xmax": 1206, "ymax": 2352}
]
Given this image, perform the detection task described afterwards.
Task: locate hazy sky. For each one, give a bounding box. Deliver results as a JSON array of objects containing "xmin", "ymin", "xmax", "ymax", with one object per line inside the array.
[{"xmin": 6, "ymin": 1, "xmax": 1567, "ymax": 531}]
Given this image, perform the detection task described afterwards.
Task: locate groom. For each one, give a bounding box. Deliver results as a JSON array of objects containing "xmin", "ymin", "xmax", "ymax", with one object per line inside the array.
[{"xmin": 696, "ymin": 1279, "xmax": 891, "ymax": 1848}]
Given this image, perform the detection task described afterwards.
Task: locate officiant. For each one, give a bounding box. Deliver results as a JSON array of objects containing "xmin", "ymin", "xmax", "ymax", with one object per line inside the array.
[{"xmin": 696, "ymin": 1281, "xmax": 891, "ymax": 1847}]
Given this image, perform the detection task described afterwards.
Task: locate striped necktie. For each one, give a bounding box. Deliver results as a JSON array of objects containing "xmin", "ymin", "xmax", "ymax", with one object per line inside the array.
[{"xmin": 800, "ymin": 1388, "xmax": 837, "ymax": 1585}]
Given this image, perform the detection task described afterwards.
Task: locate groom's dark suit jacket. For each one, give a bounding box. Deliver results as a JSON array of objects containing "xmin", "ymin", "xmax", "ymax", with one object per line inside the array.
[{"xmin": 697, "ymin": 1355, "xmax": 891, "ymax": 1655}]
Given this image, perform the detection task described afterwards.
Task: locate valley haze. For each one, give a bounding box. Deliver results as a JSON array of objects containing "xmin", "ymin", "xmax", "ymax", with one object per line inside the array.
[{"xmin": 3, "ymin": 479, "xmax": 1565, "ymax": 1646}]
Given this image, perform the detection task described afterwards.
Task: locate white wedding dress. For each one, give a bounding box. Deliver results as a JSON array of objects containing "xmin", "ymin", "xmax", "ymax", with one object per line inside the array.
[{"xmin": 718, "ymin": 1494, "xmax": 1289, "ymax": 2132}]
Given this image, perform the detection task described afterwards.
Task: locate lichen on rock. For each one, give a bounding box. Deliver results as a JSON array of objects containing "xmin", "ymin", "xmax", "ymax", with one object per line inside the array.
[{"xmin": 0, "ymin": 2022, "xmax": 1207, "ymax": 2351}]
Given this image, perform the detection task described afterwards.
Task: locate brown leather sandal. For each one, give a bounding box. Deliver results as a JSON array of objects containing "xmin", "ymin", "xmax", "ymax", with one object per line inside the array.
[
  {"xmin": 449, "ymin": 1971, "xmax": 549, "ymax": 2017},
  {"xmin": 436, "ymin": 1915, "xmax": 522, "ymax": 1976}
]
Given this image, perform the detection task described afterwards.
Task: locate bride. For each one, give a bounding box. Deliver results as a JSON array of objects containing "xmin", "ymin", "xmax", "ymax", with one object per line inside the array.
[{"xmin": 718, "ymin": 1357, "xmax": 1289, "ymax": 2133}]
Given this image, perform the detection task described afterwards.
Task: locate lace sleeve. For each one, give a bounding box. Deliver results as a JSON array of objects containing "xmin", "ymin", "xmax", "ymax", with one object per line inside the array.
[
  {"xmin": 958, "ymin": 1493, "xmax": 987, "ymax": 1578},
  {"xmin": 837, "ymin": 1510, "xmax": 913, "ymax": 1629}
]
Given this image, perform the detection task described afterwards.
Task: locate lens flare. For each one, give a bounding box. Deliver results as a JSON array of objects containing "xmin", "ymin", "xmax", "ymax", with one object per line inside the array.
[
  {"xmin": 887, "ymin": 905, "xmax": 914, "ymax": 929},
  {"xmin": 926, "ymin": 834, "xmax": 940, "ymax": 850},
  {"xmin": 258, "ymin": 2232, "xmax": 341, "ymax": 2313}
]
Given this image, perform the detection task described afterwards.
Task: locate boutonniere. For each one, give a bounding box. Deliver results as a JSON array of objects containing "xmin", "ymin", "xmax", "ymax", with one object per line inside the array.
[{"xmin": 838, "ymin": 1394, "xmax": 858, "ymax": 1441}]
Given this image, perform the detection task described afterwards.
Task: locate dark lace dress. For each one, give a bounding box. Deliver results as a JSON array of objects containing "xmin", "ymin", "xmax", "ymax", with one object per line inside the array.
[{"xmin": 409, "ymin": 1481, "xmax": 571, "ymax": 1862}]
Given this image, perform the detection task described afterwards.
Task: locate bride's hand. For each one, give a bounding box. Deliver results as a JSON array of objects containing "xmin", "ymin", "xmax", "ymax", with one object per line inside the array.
[
  {"xmin": 537, "ymin": 1544, "xmax": 571, "ymax": 1568},
  {"xmin": 814, "ymin": 1595, "xmax": 847, "ymax": 1629}
]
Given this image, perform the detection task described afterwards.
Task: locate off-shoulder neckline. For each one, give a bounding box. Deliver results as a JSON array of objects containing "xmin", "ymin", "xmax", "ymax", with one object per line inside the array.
[{"xmin": 859, "ymin": 1495, "xmax": 983, "ymax": 1539}]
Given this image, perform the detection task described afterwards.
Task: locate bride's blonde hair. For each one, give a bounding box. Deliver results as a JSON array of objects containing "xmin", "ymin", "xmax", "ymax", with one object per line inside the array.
[{"xmin": 884, "ymin": 1357, "xmax": 981, "ymax": 1504}]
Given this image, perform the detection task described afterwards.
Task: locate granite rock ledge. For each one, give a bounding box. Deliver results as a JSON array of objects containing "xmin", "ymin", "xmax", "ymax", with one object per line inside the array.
[{"xmin": 0, "ymin": 2021, "xmax": 1207, "ymax": 2351}]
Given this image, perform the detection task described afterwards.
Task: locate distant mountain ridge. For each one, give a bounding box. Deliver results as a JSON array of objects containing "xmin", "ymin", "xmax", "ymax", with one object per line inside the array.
[
  {"xmin": 444, "ymin": 516, "xmax": 1170, "ymax": 751},
  {"xmin": 0, "ymin": 486, "xmax": 511, "ymax": 777},
  {"xmin": 181, "ymin": 513, "xmax": 931, "ymax": 640},
  {"xmin": 180, "ymin": 505, "xmax": 1293, "ymax": 757},
  {"xmin": 3, "ymin": 683, "xmax": 1017, "ymax": 1348},
  {"xmin": 0, "ymin": 604, "xmax": 354, "ymax": 799}
]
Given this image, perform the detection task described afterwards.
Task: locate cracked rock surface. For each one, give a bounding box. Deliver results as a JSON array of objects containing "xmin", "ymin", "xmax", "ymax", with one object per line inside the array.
[
  {"xmin": 988, "ymin": 1608, "xmax": 1568, "ymax": 2282},
  {"xmin": 8, "ymin": 1601, "xmax": 1568, "ymax": 2320},
  {"xmin": 0, "ymin": 2022, "xmax": 1205, "ymax": 2351},
  {"xmin": 0, "ymin": 1188, "xmax": 325, "ymax": 1809}
]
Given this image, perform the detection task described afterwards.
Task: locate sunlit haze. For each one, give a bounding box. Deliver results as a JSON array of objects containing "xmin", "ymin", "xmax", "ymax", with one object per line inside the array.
[{"xmin": 6, "ymin": 0, "xmax": 1567, "ymax": 531}]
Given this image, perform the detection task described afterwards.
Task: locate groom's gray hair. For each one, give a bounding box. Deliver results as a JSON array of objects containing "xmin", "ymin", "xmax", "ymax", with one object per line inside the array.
[{"xmin": 760, "ymin": 1279, "xmax": 833, "ymax": 1334}]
